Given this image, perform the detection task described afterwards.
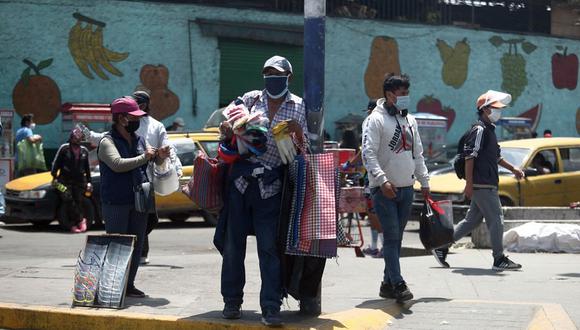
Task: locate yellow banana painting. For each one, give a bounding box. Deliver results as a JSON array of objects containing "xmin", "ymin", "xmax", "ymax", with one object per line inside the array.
[{"xmin": 68, "ymin": 13, "xmax": 129, "ymax": 80}]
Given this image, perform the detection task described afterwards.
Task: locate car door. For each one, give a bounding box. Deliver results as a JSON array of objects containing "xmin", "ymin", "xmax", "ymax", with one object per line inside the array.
[
  {"xmin": 558, "ymin": 146, "xmax": 580, "ymax": 205},
  {"xmin": 519, "ymin": 148, "xmax": 564, "ymax": 206}
]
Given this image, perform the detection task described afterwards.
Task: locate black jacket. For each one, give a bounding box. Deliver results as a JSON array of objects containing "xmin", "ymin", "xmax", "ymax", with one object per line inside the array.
[
  {"xmin": 462, "ymin": 118, "xmax": 501, "ymax": 188},
  {"xmin": 51, "ymin": 143, "xmax": 91, "ymax": 185}
]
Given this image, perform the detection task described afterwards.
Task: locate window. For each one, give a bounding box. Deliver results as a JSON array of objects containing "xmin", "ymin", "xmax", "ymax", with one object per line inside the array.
[
  {"xmin": 172, "ymin": 138, "xmax": 199, "ymax": 166},
  {"xmin": 528, "ymin": 149, "xmax": 557, "ymax": 175},
  {"xmin": 560, "ymin": 147, "xmax": 580, "ymax": 173}
]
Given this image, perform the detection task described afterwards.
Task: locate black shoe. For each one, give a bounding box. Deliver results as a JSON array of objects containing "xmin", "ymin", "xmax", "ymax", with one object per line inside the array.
[
  {"xmin": 261, "ymin": 309, "xmax": 282, "ymax": 327},
  {"xmin": 393, "ymin": 281, "xmax": 413, "ymax": 303},
  {"xmin": 222, "ymin": 303, "xmax": 242, "ymax": 319},
  {"xmin": 432, "ymin": 247, "xmax": 450, "ymax": 268},
  {"xmin": 493, "ymin": 255, "xmax": 522, "ymax": 271},
  {"xmin": 299, "ymin": 297, "xmax": 321, "ymax": 316},
  {"xmin": 379, "ymin": 281, "xmax": 395, "ymax": 299},
  {"xmin": 126, "ymin": 286, "xmax": 146, "ymax": 298}
]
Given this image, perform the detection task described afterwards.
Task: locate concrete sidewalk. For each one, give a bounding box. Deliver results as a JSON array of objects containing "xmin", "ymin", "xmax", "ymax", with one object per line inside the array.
[{"xmin": 0, "ymin": 224, "xmax": 579, "ymax": 329}]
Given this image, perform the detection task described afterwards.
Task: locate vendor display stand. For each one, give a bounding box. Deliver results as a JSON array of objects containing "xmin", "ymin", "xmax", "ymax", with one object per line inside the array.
[{"xmin": 0, "ymin": 109, "xmax": 15, "ymax": 184}]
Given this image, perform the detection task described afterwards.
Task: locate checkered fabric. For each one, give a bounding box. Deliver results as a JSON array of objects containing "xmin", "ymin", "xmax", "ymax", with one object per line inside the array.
[
  {"xmin": 182, "ymin": 152, "xmax": 224, "ymax": 212},
  {"xmin": 335, "ymin": 170, "xmax": 350, "ymax": 247},
  {"xmin": 233, "ymin": 90, "xmax": 308, "ymax": 199},
  {"xmin": 286, "ymin": 153, "xmax": 338, "ymax": 258}
]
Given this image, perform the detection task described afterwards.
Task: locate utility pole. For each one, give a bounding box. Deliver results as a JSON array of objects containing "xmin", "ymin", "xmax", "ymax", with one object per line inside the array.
[{"xmin": 304, "ymin": 0, "xmax": 325, "ymax": 153}]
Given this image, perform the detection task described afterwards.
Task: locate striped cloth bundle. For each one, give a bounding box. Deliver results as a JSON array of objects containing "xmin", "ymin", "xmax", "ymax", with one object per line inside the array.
[
  {"xmin": 182, "ymin": 151, "xmax": 224, "ymax": 212},
  {"xmin": 286, "ymin": 153, "xmax": 338, "ymax": 258}
]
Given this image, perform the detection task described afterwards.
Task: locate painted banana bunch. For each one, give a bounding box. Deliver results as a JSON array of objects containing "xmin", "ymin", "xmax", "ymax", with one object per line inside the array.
[{"xmin": 68, "ymin": 13, "xmax": 129, "ymax": 80}]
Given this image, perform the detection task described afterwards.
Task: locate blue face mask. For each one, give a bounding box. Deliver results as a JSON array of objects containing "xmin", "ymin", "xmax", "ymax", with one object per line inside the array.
[{"xmin": 264, "ymin": 75, "xmax": 289, "ymax": 99}]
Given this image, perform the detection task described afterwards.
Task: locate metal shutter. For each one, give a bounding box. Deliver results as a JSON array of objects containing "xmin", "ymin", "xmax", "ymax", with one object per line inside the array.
[{"xmin": 218, "ymin": 38, "xmax": 304, "ymax": 106}]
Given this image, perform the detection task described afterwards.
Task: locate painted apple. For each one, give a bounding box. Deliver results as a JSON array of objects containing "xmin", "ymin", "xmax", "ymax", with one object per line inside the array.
[
  {"xmin": 552, "ymin": 46, "xmax": 578, "ymax": 90},
  {"xmin": 416, "ymin": 95, "xmax": 456, "ymax": 131}
]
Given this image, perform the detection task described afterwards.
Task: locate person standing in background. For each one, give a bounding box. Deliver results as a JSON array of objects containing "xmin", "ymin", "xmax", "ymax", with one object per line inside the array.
[
  {"xmin": 15, "ymin": 114, "xmax": 43, "ymax": 177},
  {"xmin": 165, "ymin": 117, "xmax": 186, "ymax": 132},
  {"xmin": 132, "ymin": 90, "xmax": 182, "ymax": 265}
]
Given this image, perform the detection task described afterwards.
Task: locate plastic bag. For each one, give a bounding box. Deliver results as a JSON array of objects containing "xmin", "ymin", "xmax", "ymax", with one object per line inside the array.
[
  {"xmin": 419, "ymin": 199, "xmax": 454, "ymax": 250},
  {"xmin": 153, "ymin": 158, "xmax": 179, "ymax": 196},
  {"xmin": 16, "ymin": 140, "xmax": 47, "ymax": 172}
]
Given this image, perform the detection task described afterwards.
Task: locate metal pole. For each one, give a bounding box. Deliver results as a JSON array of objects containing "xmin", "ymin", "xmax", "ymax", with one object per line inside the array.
[{"xmin": 304, "ymin": 0, "xmax": 325, "ymax": 154}]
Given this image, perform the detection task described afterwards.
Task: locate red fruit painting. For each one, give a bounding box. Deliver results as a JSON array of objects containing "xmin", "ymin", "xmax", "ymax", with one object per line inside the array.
[
  {"xmin": 516, "ymin": 103, "xmax": 542, "ymax": 132},
  {"xmin": 552, "ymin": 46, "xmax": 578, "ymax": 90},
  {"xmin": 416, "ymin": 95, "xmax": 456, "ymax": 131}
]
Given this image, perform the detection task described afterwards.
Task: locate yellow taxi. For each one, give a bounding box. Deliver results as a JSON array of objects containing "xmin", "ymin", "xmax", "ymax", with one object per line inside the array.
[
  {"xmin": 414, "ymin": 137, "xmax": 580, "ymax": 216},
  {"xmin": 2, "ymin": 130, "xmax": 220, "ymax": 228}
]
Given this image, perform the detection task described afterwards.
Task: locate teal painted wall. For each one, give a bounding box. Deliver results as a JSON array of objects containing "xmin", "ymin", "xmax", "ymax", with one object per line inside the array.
[{"xmin": 1, "ymin": 0, "xmax": 579, "ymax": 151}]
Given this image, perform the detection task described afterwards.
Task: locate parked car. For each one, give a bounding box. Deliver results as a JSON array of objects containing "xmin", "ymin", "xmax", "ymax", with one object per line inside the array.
[
  {"xmin": 413, "ymin": 137, "xmax": 580, "ymax": 219},
  {"xmin": 1, "ymin": 130, "xmax": 221, "ymax": 228}
]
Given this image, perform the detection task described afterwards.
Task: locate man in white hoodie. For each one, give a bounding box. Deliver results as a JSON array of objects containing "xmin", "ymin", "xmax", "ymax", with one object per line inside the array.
[{"xmin": 362, "ymin": 74, "xmax": 430, "ymax": 303}]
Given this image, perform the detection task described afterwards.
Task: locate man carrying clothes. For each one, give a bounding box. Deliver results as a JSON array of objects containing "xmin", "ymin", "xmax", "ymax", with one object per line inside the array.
[
  {"xmin": 432, "ymin": 90, "xmax": 524, "ymax": 271},
  {"xmin": 218, "ymin": 55, "xmax": 307, "ymax": 326},
  {"xmin": 362, "ymin": 74, "xmax": 430, "ymax": 303}
]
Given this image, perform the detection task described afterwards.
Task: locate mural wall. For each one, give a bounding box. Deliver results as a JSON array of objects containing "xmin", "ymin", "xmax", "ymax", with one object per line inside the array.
[{"xmin": 0, "ymin": 0, "xmax": 579, "ymax": 151}]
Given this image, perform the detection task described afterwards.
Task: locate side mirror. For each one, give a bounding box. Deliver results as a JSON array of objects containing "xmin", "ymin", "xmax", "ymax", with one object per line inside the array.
[{"xmin": 524, "ymin": 167, "xmax": 538, "ymax": 177}]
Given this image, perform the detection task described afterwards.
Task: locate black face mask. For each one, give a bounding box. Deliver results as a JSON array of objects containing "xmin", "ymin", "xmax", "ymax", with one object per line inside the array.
[{"xmin": 126, "ymin": 120, "xmax": 140, "ymax": 133}]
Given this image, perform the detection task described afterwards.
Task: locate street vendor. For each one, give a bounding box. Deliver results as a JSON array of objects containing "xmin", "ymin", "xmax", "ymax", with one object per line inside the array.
[{"xmin": 217, "ymin": 55, "xmax": 309, "ymax": 326}]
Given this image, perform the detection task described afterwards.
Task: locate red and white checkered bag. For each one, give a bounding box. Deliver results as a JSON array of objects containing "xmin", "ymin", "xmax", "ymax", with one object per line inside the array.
[{"xmin": 298, "ymin": 153, "xmax": 337, "ymax": 247}]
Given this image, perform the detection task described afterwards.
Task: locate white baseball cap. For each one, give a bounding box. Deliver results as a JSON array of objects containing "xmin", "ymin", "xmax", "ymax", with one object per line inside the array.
[{"xmin": 476, "ymin": 90, "xmax": 512, "ymax": 110}]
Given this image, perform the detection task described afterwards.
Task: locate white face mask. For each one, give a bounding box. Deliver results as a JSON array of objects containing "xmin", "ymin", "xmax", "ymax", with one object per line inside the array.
[
  {"xmin": 29, "ymin": 123, "xmax": 36, "ymax": 130},
  {"xmin": 395, "ymin": 95, "xmax": 410, "ymax": 111},
  {"xmin": 488, "ymin": 108, "xmax": 502, "ymax": 123}
]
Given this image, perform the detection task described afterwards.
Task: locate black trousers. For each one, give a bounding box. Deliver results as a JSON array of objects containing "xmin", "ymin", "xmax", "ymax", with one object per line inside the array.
[{"xmin": 141, "ymin": 210, "xmax": 159, "ymax": 258}]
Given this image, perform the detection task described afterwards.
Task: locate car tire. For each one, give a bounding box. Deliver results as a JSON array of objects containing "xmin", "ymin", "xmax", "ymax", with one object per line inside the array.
[
  {"xmin": 201, "ymin": 210, "xmax": 218, "ymax": 226},
  {"xmin": 58, "ymin": 197, "xmax": 95, "ymax": 231},
  {"xmin": 168, "ymin": 213, "xmax": 190, "ymax": 223},
  {"xmin": 500, "ymin": 196, "xmax": 514, "ymax": 207}
]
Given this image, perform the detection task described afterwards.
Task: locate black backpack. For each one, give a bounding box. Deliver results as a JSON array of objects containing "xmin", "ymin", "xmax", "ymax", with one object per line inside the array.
[{"xmin": 453, "ymin": 123, "xmax": 484, "ymax": 180}]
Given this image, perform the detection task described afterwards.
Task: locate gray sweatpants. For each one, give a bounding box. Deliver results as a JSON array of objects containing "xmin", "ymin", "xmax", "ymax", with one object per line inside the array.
[{"xmin": 454, "ymin": 188, "xmax": 504, "ymax": 259}]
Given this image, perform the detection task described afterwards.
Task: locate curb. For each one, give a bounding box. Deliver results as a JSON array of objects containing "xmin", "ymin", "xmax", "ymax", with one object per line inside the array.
[{"xmin": 0, "ymin": 301, "xmax": 404, "ymax": 330}]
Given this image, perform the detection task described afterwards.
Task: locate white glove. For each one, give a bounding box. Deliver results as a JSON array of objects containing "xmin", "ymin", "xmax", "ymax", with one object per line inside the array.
[{"xmin": 272, "ymin": 121, "xmax": 297, "ymax": 164}]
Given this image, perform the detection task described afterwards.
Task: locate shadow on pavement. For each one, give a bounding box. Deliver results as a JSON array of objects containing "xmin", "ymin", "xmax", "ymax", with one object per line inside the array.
[
  {"xmin": 183, "ymin": 310, "xmax": 345, "ymax": 328},
  {"xmin": 0, "ymin": 219, "xmax": 212, "ymax": 233},
  {"xmin": 451, "ymin": 267, "xmax": 507, "ymax": 276},
  {"xmin": 558, "ymin": 273, "xmax": 580, "ymax": 278},
  {"xmin": 125, "ymin": 297, "xmax": 170, "ymax": 308},
  {"xmin": 139, "ymin": 264, "xmax": 185, "ymax": 270},
  {"xmin": 401, "ymin": 247, "xmax": 431, "ymax": 258}
]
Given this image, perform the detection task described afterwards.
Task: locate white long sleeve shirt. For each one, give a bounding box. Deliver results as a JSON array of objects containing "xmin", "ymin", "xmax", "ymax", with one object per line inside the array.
[
  {"xmin": 362, "ymin": 98, "xmax": 429, "ymax": 189},
  {"xmin": 136, "ymin": 115, "xmax": 183, "ymax": 178}
]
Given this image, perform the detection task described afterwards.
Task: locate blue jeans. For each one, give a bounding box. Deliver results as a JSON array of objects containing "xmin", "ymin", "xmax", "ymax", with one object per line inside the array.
[
  {"xmin": 221, "ymin": 178, "xmax": 282, "ymax": 313},
  {"xmin": 372, "ymin": 186, "xmax": 414, "ymax": 285},
  {"xmin": 102, "ymin": 203, "xmax": 148, "ymax": 288}
]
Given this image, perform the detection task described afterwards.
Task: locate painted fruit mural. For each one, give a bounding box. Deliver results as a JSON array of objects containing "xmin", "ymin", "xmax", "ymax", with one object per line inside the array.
[
  {"xmin": 416, "ymin": 95, "xmax": 455, "ymax": 131},
  {"xmin": 137, "ymin": 64, "xmax": 180, "ymax": 120},
  {"xmin": 516, "ymin": 104, "xmax": 542, "ymax": 132},
  {"xmin": 364, "ymin": 36, "xmax": 401, "ymax": 99},
  {"xmin": 489, "ymin": 36, "xmax": 537, "ymax": 104},
  {"xmin": 436, "ymin": 38, "xmax": 470, "ymax": 89},
  {"xmin": 68, "ymin": 13, "xmax": 129, "ymax": 80},
  {"xmin": 552, "ymin": 46, "xmax": 578, "ymax": 90},
  {"xmin": 576, "ymin": 108, "xmax": 580, "ymax": 135},
  {"xmin": 12, "ymin": 59, "xmax": 62, "ymax": 124}
]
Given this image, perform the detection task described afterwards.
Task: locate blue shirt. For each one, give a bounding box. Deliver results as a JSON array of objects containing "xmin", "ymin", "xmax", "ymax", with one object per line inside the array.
[{"xmin": 16, "ymin": 127, "xmax": 33, "ymax": 144}]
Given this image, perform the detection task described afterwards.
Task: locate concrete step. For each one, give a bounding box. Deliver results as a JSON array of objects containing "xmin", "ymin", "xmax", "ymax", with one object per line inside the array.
[
  {"xmin": 502, "ymin": 207, "xmax": 580, "ymax": 220},
  {"xmin": 472, "ymin": 219, "xmax": 580, "ymax": 249}
]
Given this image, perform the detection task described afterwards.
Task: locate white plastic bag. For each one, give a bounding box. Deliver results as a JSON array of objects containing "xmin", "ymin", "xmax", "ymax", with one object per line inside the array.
[{"xmin": 153, "ymin": 158, "xmax": 179, "ymax": 196}]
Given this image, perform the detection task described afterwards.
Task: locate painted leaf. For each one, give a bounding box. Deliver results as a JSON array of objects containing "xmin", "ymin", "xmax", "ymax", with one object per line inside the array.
[
  {"xmin": 37, "ymin": 58, "xmax": 53, "ymax": 71},
  {"xmin": 521, "ymin": 42, "xmax": 537, "ymax": 55},
  {"xmin": 21, "ymin": 67, "xmax": 31, "ymax": 86},
  {"xmin": 489, "ymin": 36, "xmax": 504, "ymax": 48}
]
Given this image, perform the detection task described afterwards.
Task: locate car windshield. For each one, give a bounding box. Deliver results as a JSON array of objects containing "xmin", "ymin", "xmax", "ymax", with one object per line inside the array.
[
  {"xmin": 499, "ymin": 147, "xmax": 530, "ymax": 173},
  {"xmin": 205, "ymin": 108, "xmax": 226, "ymax": 129},
  {"xmin": 172, "ymin": 138, "xmax": 199, "ymax": 166},
  {"xmin": 201, "ymin": 141, "xmax": 219, "ymax": 159}
]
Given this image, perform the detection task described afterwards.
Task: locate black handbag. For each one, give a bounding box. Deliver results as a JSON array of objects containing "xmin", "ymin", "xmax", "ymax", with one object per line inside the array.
[{"xmin": 419, "ymin": 199, "xmax": 454, "ymax": 250}]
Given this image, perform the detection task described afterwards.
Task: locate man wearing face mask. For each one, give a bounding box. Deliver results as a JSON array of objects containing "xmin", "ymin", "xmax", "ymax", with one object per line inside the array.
[
  {"xmin": 132, "ymin": 90, "xmax": 182, "ymax": 265},
  {"xmin": 218, "ymin": 55, "xmax": 308, "ymax": 326},
  {"xmin": 97, "ymin": 96, "xmax": 167, "ymax": 298},
  {"xmin": 15, "ymin": 114, "xmax": 44, "ymax": 177},
  {"xmin": 432, "ymin": 90, "xmax": 524, "ymax": 271},
  {"xmin": 362, "ymin": 74, "xmax": 430, "ymax": 303}
]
